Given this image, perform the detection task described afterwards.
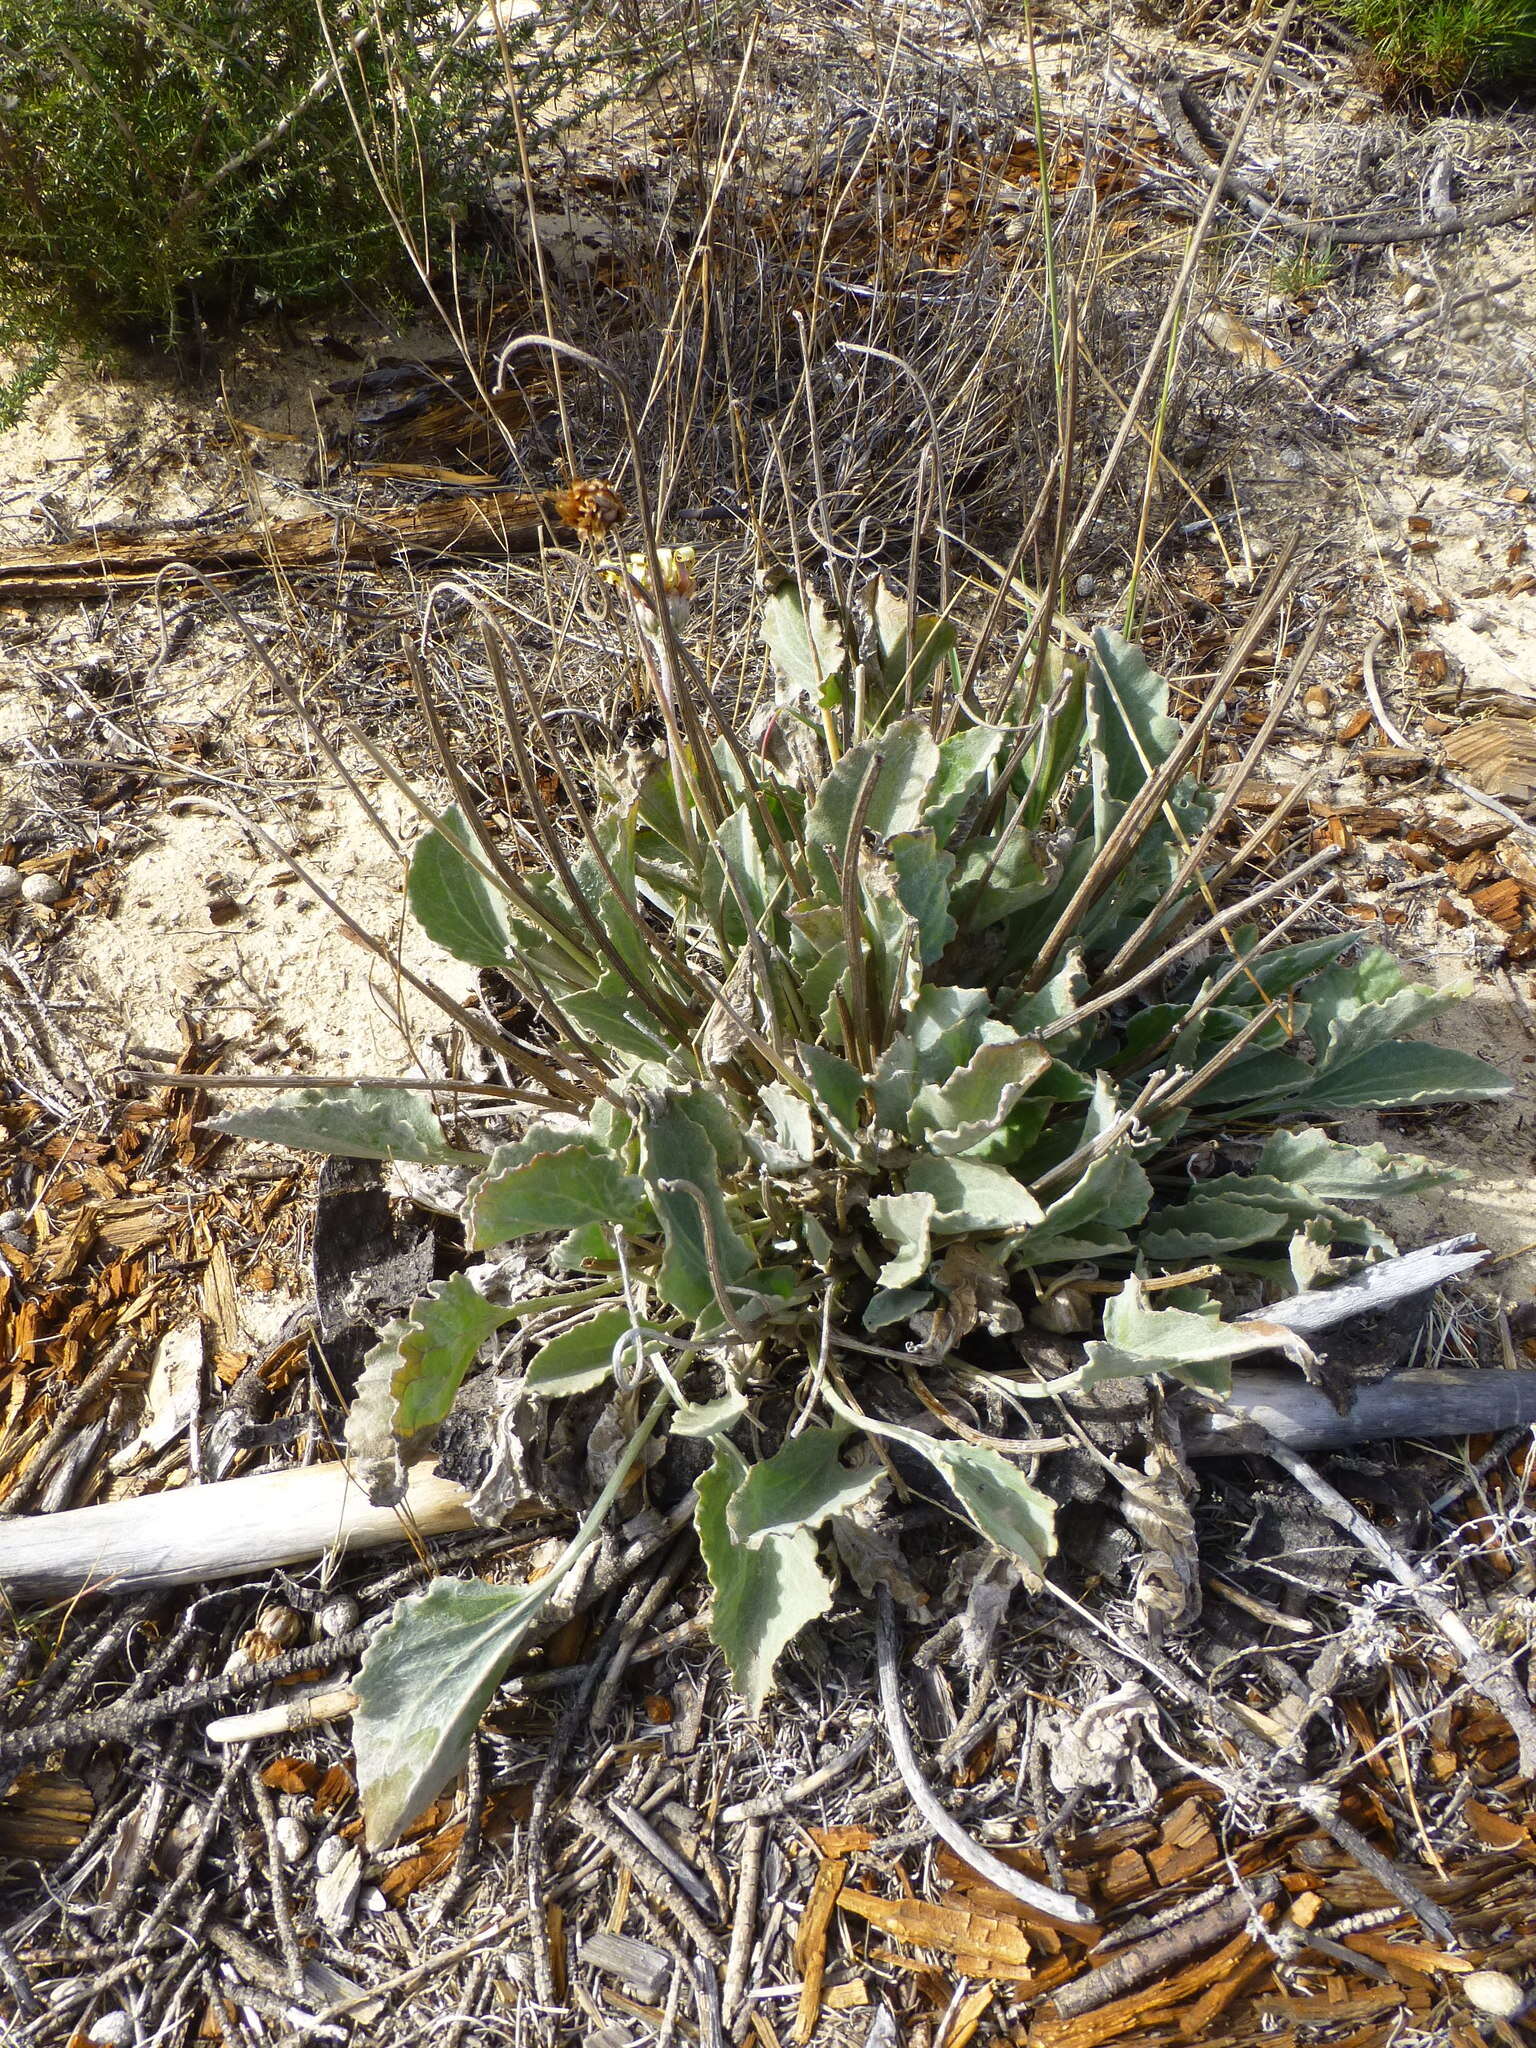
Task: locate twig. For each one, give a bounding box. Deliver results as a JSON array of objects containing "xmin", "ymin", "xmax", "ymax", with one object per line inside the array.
[
  {"xmin": 565, "ymin": 1797, "xmax": 727, "ymax": 1964},
  {"xmin": 264, "ymin": 1912, "xmax": 527, "ymax": 2048},
  {"xmin": 0, "ymin": 1622, "xmax": 376, "ymax": 1768},
  {"xmin": 1047, "ymin": 1875, "xmax": 1279, "ymax": 2018},
  {"xmin": 0, "ymin": 1926, "xmax": 39, "ymax": 2021},
  {"xmin": 1315, "ymin": 279, "xmax": 1522, "ymax": 397},
  {"xmin": 250, "ymin": 1769, "xmax": 307, "ymax": 2000},
  {"xmin": 719, "ymin": 1730, "xmax": 874, "ymax": 1824},
  {"xmin": 0, "ymin": 1331, "xmax": 140, "ymax": 1517},
  {"xmin": 1044, "ymin": 1605, "xmax": 1455, "ymax": 1941},
  {"xmin": 207, "ymin": 1685, "xmax": 358, "ymax": 1745},
  {"xmin": 722, "ymin": 1818, "xmax": 766, "ymax": 2030},
  {"xmin": 1155, "ymin": 79, "xmax": 1536, "ymax": 246},
  {"xmin": 874, "ymin": 1587, "xmax": 1097, "ymax": 1926},
  {"xmin": 1262, "ymin": 1436, "xmax": 1536, "ymax": 1778}
]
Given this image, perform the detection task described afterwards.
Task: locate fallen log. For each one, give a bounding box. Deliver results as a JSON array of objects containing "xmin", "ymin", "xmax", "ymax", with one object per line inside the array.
[
  {"xmin": 0, "ymin": 477, "xmax": 623, "ymax": 603},
  {"xmin": 6, "ymin": 1369, "xmax": 1536, "ymax": 1602}
]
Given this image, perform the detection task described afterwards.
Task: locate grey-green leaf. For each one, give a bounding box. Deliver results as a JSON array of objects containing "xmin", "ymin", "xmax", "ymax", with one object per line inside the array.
[
  {"xmin": 1015, "ymin": 1147, "xmax": 1153, "ymax": 1268},
  {"xmin": 906, "ymin": 1155, "xmax": 1045, "ymax": 1235},
  {"xmin": 1077, "ymin": 1275, "xmax": 1315, "ymax": 1396},
  {"xmin": 353, "ymin": 1576, "xmax": 545, "ymax": 1849},
  {"xmin": 371, "ymin": 1273, "xmax": 516, "ymax": 1437},
  {"xmin": 868, "ymin": 1189, "xmax": 937, "ymax": 1290},
  {"xmin": 407, "ymin": 805, "xmax": 515, "ymax": 968},
  {"xmin": 209, "ymin": 1087, "xmax": 465, "ymax": 1166},
  {"xmin": 640, "ymin": 1094, "xmax": 755, "ymax": 1317},
  {"xmin": 525, "ymin": 1304, "xmax": 632, "ymax": 1398},
  {"xmin": 1255, "ymin": 1127, "xmax": 1456, "ymax": 1199},
  {"xmin": 1299, "ymin": 1041, "xmax": 1510, "ymax": 1112},
  {"xmin": 468, "ymin": 1139, "xmax": 650, "ymax": 1249},
  {"xmin": 921, "ymin": 1439, "xmax": 1057, "ymax": 1580},
  {"xmin": 761, "ymin": 578, "xmax": 850, "ymax": 705},
  {"xmin": 726, "ymin": 1428, "xmax": 881, "ymax": 1550},
  {"xmin": 697, "ymin": 1438, "xmax": 834, "ymax": 1714},
  {"xmin": 909, "ymin": 1037, "xmax": 1052, "ymax": 1156},
  {"xmin": 807, "ymin": 719, "xmax": 940, "ymax": 869}
]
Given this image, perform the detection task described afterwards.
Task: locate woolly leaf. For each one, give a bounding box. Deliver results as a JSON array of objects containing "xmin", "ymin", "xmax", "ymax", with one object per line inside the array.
[
  {"xmin": 726, "ymin": 1428, "xmax": 882, "ymax": 1550},
  {"xmin": 354, "ymin": 1576, "xmax": 547, "ymax": 1849},
  {"xmin": 698, "ymin": 1438, "xmax": 833, "ymax": 1714},
  {"xmin": 525, "ymin": 1304, "xmax": 632, "ymax": 1398},
  {"xmin": 761, "ymin": 578, "xmax": 849, "ymax": 705},
  {"xmin": 1256, "ymin": 1127, "xmax": 1458, "ymax": 1198},
  {"xmin": 209, "ymin": 1087, "xmax": 466, "ymax": 1166},
  {"xmin": 407, "ymin": 805, "xmax": 516, "ymax": 968},
  {"xmin": 868, "ymin": 1189, "xmax": 937, "ymax": 1289},
  {"xmin": 906, "ymin": 1155, "xmax": 1045, "ymax": 1235},
  {"xmin": 468, "ymin": 1137, "xmax": 650, "ymax": 1249},
  {"xmin": 808, "ymin": 719, "xmax": 940, "ymax": 872},
  {"xmin": 909, "ymin": 1038, "xmax": 1053, "ymax": 1156},
  {"xmin": 1078, "ymin": 1275, "xmax": 1315, "ymax": 1396},
  {"xmin": 1298, "ymin": 1041, "xmax": 1511, "ymax": 1112},
  {"xmin": 640, "ymin": 1093, "xmax": 755, "ymax": 1317}
]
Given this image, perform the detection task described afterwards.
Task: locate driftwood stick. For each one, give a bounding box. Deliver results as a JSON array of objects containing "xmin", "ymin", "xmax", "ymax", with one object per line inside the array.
[
  {"xmin": 1184, "ymin": 1368, "xmax": 1536, "ymax": 1456},
  {"xmin": 0, "ymin": 1459, "xmax": 479, "ymax": 1603}
]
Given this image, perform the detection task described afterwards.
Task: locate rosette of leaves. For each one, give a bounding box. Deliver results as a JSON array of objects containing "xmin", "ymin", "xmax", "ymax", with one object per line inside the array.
[{"xmin": 213, "ymin": 560, "xmax": 1507, "ymax": 1846}]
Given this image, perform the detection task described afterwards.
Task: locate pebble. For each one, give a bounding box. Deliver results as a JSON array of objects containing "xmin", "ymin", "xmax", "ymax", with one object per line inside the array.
[
  {"xmin": 0, "ymin": 864, "xmax": 21, "ymax": 900},
  {"xmin": 21, "ymin": 872, "xmax": 64, "ymax": 906},
  {"xmin": 1074, "ymin": 571, "xmax": 1097, "ymax": 599},
  {"xmin": 1463, "ymin": 1972, "xmax": 1524, "ymax": 2019},
  {"xmin": 87, "ymin": 2016, "xmax": 133, "ymax": 2047},
  {"xmin": 1461, "ymin": 609, "xmax": 1493, "ymax": 633},
  {"xmin": 315, "ymin": 1833, "xmax": 348, "ymax": 1877},
  {"xmin": 274, "ymin": 1815, "xmax": 311, "ymax": 1865},
  {"xmin": 316, "ymin": 1593, "xmax": 360, "ymax": 1638},
  {"xmin": 360, "ymin": 1885, "xmax": 390, "ymax": 1915}
]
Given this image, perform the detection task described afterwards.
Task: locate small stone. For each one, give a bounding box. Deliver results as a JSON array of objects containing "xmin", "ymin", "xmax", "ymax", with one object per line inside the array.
[
  {"xmin": 274, "ymin": 1816, "xmax": 310, "ymax": 1865},
  {"xmin": 1461, "ymin": 609, "xmax": 1493, "ymax": 633},
  {"xmin": 1463, "ymin": 1972, "xmax": 1524, "ymax": 2019},
  {"xmin": 316, "ymin": 1593, "xmax": 360, "ymax": 1638},
  {"xmin": 315, "ymin": 1833, "xmax": 348, "ymax": 1877},
  {"xmin": 1074, "ymin": 572, "xmax": 1098, "ymax": 599},
  {"xmin": 0, "ymin": 864, "xmax": 21, "ymax": 900},
  {"xmin": 21, "ymin": 872, "xmax": 63, "ymax": 906},
  {"xmin": 360, "ymin": 1885, "xmax": 390, "ymax": 1914},
  {"xmin": 87, "ymin": 2015, "xmax": 133, "ymax": 2047}
]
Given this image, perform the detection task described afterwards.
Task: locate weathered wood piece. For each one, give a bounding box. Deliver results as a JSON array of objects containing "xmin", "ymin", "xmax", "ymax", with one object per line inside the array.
[
  {"xmin": 1241, "ymin": 1234, "xmax": 1486, "ymax": 1335},
  {"xmin": 1184, "ymin": 1368, "xmax": 1536, "ymax": 1455},
  {"xmin": 0, "ymin": 1458, "xmax": 478, "ymax": 1602},
  {"xmin": 0, "ymin": 478, "xmax": 623, "ymax": 602}
]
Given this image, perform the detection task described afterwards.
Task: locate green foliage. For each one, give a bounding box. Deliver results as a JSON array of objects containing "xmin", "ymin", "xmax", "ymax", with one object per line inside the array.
[
  {"xmin": 234, "ymin": 556, "xmax": 1507, "ymax": 1844},
  {"xmin": 0, "ymin": 0, "xmax": 592, "ymax": 357},
  {"xmin": 1333, "ymin": 0, "xmax": 1536, "ymax": 91}
]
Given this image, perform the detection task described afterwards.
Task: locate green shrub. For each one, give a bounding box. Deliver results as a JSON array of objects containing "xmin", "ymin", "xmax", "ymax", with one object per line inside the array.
[
  {"xmin": 0, "ymin": 0, "xmax": 585, "ymax": 361},
  {"xmin": 1335, "ymin": 0, "xmax": 1536, "ymax": 92},
  {"xmin": 210, "ymin": 547, "xmax": 1508, "ymax": 1850}
]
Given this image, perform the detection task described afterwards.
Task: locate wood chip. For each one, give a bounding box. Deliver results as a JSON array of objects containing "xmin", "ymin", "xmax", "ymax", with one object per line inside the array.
[
  {"xmin": 1444, "ymin": 718, "xmax": 1536, "ymax": 804},
  {"xmin": 793, "ymin": 1855, "xmax": 848, "ymax": 2044},
  {"xmin": 579, "ymin": 1931, "xmax": 671, "ymax": 2002},
  {"xmin": 834, "ymin": 1888, "xmax": 1037, "ymax": 1978}
]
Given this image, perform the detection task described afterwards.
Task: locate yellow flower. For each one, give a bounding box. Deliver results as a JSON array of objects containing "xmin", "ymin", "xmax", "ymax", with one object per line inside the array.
[{"xmin": 603, "ymin": 545, "xmax": 697, "ymax": 635}]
